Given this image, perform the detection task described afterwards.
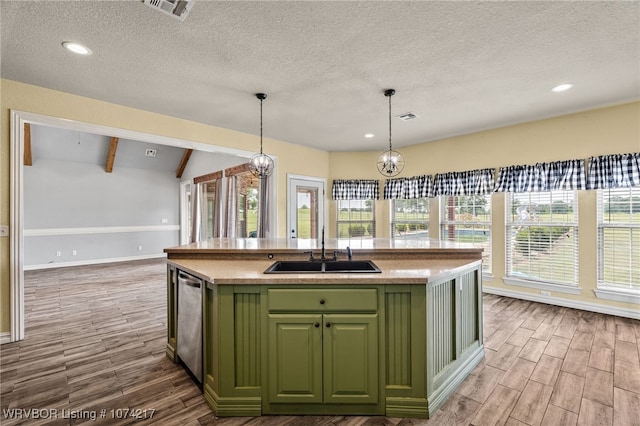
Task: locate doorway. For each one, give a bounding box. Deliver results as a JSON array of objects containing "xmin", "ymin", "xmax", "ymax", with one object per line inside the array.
[
  {"xmin": 8, "ymin": 110, "xmax": 275, "ymax": 343},
  {"xmin": 288, "ymin": 175, "xmax": 326, "ymax": 240}
]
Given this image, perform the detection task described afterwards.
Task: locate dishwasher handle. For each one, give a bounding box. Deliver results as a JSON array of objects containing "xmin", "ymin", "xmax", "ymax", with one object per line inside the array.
[{"xmin": 178, "ymin": 272, "xmax": 202, "ymax": 288}]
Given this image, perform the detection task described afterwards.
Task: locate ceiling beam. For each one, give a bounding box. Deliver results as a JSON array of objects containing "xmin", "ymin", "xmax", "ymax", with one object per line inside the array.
[
  {"xmin": 105, "ymin": 137, "xmax": 119, "ymax": 173},
  {"xmin": 24, "ymin": 123, "xmax": 32, "ymax": 166},
  {"xmin": 176, "ymin": 149, "xmax": 193, "ymax": 178}
]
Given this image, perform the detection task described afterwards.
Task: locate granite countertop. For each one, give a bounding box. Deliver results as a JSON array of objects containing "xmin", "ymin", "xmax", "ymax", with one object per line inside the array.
[
  {"xmin": 168, "ymin": 257, "xmax": 482, "ymax": 285},
  {"xmin": 164, "ymin": 238, "xmax": 483, "ymax": 258}
]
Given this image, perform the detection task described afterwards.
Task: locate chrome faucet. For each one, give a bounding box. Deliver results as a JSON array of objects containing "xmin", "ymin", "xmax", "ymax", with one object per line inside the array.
[{"xmin": 346, "ymin": 246, "xmax": 352, "ymax": 261}]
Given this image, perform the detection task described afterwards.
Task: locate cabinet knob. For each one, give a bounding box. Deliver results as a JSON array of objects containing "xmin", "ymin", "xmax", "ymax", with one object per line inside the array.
[
  {"xmin": 326, "ymin": 322, "xmax": 331, "ymax": 328},
  {"xmin": 314, "ymin": 322, "xmax": 320, "ymax": 328},
  {"xmin": 319, "ymin": 299, "xmax": 325, "ymax": 305}
]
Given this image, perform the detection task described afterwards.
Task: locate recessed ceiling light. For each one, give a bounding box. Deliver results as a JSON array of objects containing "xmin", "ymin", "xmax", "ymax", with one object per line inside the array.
[
  {"xmin": 364, "ymin": 133, "xmax": 375, "ymax": 138},
  {"xmin": 551, "ymin": 83, "xmax": 573, "ymax": 92},
  {"xmin": 62, "ymin": 41, "xmax": 92, "ymax": 56}
]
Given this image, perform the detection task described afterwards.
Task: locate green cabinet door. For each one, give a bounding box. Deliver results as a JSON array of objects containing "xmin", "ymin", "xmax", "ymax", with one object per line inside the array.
[
  {"xmin": 268, "ymin": 313, "xmax": 378, "ymax": 406},
  {"xmin": 323, "ymin": 314, "xmax": 378, "ymax": 404},
  {"xmin": 267, "ymin": 314, "xmax": 323, "ymax": 403}
]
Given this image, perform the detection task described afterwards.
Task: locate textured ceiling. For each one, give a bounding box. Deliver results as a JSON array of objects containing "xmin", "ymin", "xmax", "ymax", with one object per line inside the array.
[{"xmin": 2, "ymin": 1, "xmax": 639, "ymax": 152}]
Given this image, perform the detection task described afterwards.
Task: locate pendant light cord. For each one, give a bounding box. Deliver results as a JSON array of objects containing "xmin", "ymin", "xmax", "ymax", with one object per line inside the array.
[
  {"xmin": 384, "ymin": 89, "xmax": 395, "ymax": 152},
  {"xmin": 259, "ymin": 97, "xmax": 264, "ymax": 155},
  {"xmin": 388, "ymin": 93, "xmax": 392, "ymax": 152}
]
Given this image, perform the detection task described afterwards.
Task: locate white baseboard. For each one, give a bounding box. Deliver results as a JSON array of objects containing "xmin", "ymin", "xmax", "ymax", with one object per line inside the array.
[
  {"xmin": 483, "ymin": 286, "xmax": 640, "ymax": 320},
  {"xmin": 24, "ymin": 253, "xmax": 167, "ymax": 271},
  {"xmin": 0, "ymin": 332, "xmax": 11, "ymax": 345}
]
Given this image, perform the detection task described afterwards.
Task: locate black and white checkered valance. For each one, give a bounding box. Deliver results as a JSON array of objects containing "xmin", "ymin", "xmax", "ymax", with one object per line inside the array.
[
  {"xmin": 433, "ymin": 168, "xmax": 495, "ymax": 196},
  {"xmin": 494, "ymin": 160, "xmax": 585, "ymax": 192},
  {"xmin": 383, "ymin": 175, "xmax": 434, "ymax": 199},
  {"xmin": 332, "ymin": 179, "xmax": 380, "ymax": 200},
  {"xmin": 587, "ymin": 153, "xmax": 640, "ymax": 189}
]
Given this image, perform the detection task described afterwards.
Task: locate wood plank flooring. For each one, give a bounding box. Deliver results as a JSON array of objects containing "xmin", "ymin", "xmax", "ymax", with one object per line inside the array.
[{"xmin": 1, "ymin": 259, "xmax": 639, "ymax": 425}]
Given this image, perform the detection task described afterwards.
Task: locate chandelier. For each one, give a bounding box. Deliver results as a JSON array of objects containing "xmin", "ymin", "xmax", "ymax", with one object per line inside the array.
[
  {"xmin": 376, "ymin": 89, "xmax": 404, "ymax": 177},
  {"xmin": 249, "ymin": 93, "xmax": 274, "ymax": 179}
]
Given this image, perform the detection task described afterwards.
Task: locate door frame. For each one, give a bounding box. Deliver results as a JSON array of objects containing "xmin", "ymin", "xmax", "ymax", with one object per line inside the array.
[{"xmin": 287, "ymin": 174, "xmax": 327, "ymax": 240}]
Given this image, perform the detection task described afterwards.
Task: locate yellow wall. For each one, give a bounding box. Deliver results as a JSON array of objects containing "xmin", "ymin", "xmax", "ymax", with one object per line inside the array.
[
  {"xmin": 0, "ymin": 79, "xmax": 330, "ymax": 333},
  {"xmin": 2, "ymin": 78, "xmax": 639, "ymax": 333},
  {"xmin": 329, "ymin": 101, "xmax": 640, "ymax": 312}
]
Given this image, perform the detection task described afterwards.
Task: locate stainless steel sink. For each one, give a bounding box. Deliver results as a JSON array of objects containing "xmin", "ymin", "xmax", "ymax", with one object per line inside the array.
[{"xmin": 264, "ymin": 260, "xmax": 381, "ymax": 274}]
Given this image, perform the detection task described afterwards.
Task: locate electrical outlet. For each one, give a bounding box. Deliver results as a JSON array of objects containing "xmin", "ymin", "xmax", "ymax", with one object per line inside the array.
[
  {"xmin": 137, "ymin": 245, "xmax": 143, "ymax": 251},
  {"xmin": 56, "ymin": 251, "xmax": 62, "ymax": 257},
  {"xmin": 161, "ymin": 218, "xmax": 168, "ymax": 224},
  {"xmin": 541, "ymin": 291, "xmax": 551, "ymax": 297},
  {"xmin": 0, "ymin": 225, "xmax": 8, "ymax": 237},
  {"xmin": 72, "ymin": 250, "xmax": 77, "ymax": 256}
]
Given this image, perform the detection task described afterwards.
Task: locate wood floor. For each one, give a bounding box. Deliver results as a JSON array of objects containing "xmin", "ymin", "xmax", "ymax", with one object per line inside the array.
[{"xmin": 1, "ymin": 259, "xmax": 639, "ymax": 425}]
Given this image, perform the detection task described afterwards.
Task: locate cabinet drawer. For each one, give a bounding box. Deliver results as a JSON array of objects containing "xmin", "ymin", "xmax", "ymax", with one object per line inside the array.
[{"xmin": 268, "ymin": 289, "xmax": 377, "ymax": 312}]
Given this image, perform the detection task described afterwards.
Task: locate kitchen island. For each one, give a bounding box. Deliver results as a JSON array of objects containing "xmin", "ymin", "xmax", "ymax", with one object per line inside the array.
[{"xmin": 164, "ymin": 238, "xmax": 484, "ymax": 419}]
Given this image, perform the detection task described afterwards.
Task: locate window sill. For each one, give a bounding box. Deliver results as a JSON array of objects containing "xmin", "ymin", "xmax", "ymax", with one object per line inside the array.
[
  {"xmin": 594, "ymin": 287, "xmax": 640, "ymax": 304},
  {"xmin": 503, "ymin": 277, "xmax": 582, "ymax": 295},
  {"xmin": 482, "ymin": 272, "xmax": 494, "ymax": 282}
]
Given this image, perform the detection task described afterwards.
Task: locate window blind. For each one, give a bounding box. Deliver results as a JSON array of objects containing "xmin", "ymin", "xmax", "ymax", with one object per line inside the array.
[
  {"xmin": 336, "ymin": 199, "xmax": 376, "ymax": 239},
  {"xmin": 440, "ymin": 195, "xmax": 492, "ymax": 272},
  {"xmin": 505, "ymin": 191, "xmax": 579, "ymax": 286},
  {"xmin": 391, "ymin": 198, "xmax": 429, "ymax": 239},
  {"xmin": 597, "ymin": 187, "xmax": 640, "ymax": 291}
]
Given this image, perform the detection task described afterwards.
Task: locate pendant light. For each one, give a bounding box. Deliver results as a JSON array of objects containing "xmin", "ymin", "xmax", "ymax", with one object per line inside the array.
[
  {"xmin": 249, "ymin": 93, "xmax": 274, "ymax": 179},
  {"xmin": 376, "ymin": 89, "xmax": 404, "ymax": 177}
]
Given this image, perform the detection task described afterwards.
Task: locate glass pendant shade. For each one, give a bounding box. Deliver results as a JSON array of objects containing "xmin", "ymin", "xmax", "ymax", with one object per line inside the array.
[
  {"xmin": 250, "ymin": 92, "xmax": 274, "ymax": 179},
  {"xmin": 249, "ymin": 152, "xmax": 274, "ymax": 179},
  {"xmin": 377, "ymin": 148, "xmax": 405, "ymax": 176},
  {"xmin": 377, "ymin": 88, "xmax": 404, "ymax": 177}
]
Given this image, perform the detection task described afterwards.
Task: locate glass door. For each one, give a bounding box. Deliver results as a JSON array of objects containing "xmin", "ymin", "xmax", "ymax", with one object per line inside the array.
[{"xmin": 288, "ymin": 177, "xmax": 325, "ymax": 240}]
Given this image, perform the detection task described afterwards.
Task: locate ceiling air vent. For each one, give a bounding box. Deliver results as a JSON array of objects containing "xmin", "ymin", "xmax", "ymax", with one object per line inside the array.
[
  {"xmin": 143, "ymin": 0, "xmax": 194, "ymax": 21},
  {"xmin": 396, "ymin": 112, "xmax": 419, "ymax": 121}
]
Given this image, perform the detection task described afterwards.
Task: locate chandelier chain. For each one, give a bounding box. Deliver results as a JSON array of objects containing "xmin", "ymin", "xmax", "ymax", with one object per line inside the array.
[
  {"xmin": 259, "ymin": 96, "xmax": 264, "ymax": 154},
  {"xmin": 388, "ymin": 93, "xmax": 392, "ymax": 151}
]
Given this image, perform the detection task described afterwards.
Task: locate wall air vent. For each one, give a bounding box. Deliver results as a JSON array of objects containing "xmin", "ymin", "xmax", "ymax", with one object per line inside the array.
[
  {"xmin": 397, "ymin": 112, "xmax": 420, "ymax": 121},
  {"xmin": 143, "ymin": 0, "xmax": 194, "ymax": 21}
]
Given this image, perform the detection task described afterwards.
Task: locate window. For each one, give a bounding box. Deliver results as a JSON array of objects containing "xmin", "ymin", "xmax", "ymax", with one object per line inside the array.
[
  {"xmin": 205, "ymin": 180, "xmax": 218, "ymax": 239},
  {"xmin": 597, "ymin": 187, "xmax": 640, "ymax": 295},
  {"xmin": 391, "ymin": 198, "xmax": 429, "ymax": 239},
  {"xmin": 440, "ymin": 195, "xmax": 492, "ymax": 272},
  {"xmin": 235, "ymin": 172, "xmax": 260, "ymax": 238},
  {"xmin": 336, "ymin": 199, "xmax": 375, "ymax": 240},
  {"xmin": 505, "ymin": 191, "xmax": 579, "ymax": 290}
]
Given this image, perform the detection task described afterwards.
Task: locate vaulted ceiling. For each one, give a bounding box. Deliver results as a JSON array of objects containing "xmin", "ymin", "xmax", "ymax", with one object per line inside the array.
[{"xmin": 2, "ymin": 1, "xmax": 639, "ymax": 152}]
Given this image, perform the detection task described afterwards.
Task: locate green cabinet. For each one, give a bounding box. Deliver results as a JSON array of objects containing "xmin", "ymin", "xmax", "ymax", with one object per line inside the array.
[
  {"xmin": 171, "ymin": 260, "xmax": 484, "ymax": 419},
  {"xmin": 267, "ymin": 314, "xmax": 323, "ymax": 403},
  {"xmin": 267, "ymin": 313, "xmax": 378, "ymax": 405}
]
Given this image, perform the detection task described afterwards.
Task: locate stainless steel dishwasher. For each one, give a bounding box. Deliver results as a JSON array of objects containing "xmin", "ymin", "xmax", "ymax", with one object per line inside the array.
[{"xmin": 177, "ymin": 270, "xmax": 203, "ymax": 384}]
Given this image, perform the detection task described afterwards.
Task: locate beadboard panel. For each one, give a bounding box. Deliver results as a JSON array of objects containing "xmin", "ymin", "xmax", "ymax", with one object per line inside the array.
[
  {"xmin": 234, "ymin": 292, "xmax": 262, "ymax": 388},
  {"xmin": 385, "ymin": 291, "xmax": 412, "ymax": 387},
  {"xmin": 429, "ymin": 279, "xmax": 456, "ymax": 376},
  {"xmin": 459, "ymin": 270, "xmax": 480, "ymax": 353}
]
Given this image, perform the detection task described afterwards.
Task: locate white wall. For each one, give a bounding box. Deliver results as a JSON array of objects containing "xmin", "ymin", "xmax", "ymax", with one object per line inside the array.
[
  {"xmin": 22, "ymin": 126, "xmax": 255, "ymax": 268},
  {"xmin": 24, "ymin": 158, "xmax": 181, "ymax": 267}
]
